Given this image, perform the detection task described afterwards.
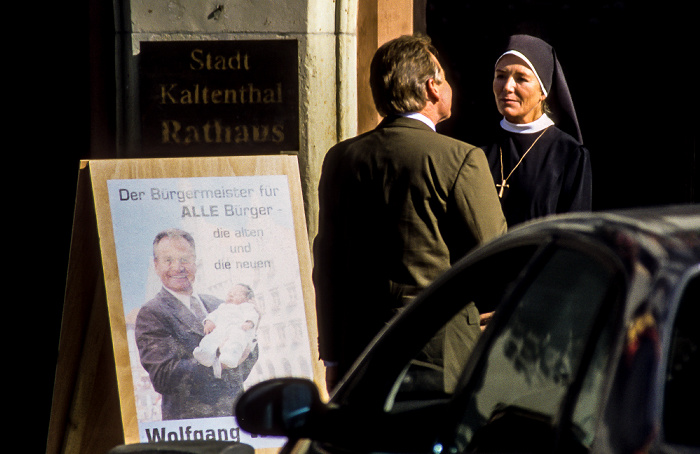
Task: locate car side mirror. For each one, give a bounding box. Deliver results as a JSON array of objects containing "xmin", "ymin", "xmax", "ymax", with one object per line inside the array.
[{"xmin": 235, "ymin": 378, "xmax": 324, "ymax": 438}]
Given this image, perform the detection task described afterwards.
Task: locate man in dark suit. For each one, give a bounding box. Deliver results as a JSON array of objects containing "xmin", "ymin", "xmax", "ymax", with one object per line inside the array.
[
  {"xmin": 313, "ymin": 35, "xmax": 507, "ymax": 391},
  {"xmin": 135, "ymin": 229, "xmax": 258, "ymax": 420}
]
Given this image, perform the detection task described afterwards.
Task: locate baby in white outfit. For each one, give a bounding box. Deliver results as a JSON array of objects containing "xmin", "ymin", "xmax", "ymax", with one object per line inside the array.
[{"xmin": 193, "ymin": 283, "xmax": 260, "ymax": 377}]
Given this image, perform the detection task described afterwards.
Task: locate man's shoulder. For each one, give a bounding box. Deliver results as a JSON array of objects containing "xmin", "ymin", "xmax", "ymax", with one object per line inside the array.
[
  {"xmin": 138, "ymin": 289, "xmax": 173, "ymax": 316},
  {"xmin": 407, "ymin": 129, "xmax": 482, "ymax": 161},
  {"xmin": 327, "ymin": 128, "xmax": 374, "ymax": 152},
  {"xmin": 143, "ymin": 288, "xmax": 170, "ymax": 306},
  {"xmin": 432, "ymin": 131, "xmax": 479, "ymax": 150},
  {"xmin": 323, "ymin": 119, "xmax": 482, "ymax": 170},
  {"xmin": 332, "ymin": 120, "xmax": 478, "ymax": 150},
  {"xmin": 388, "ymin": 117, "xmax": 480, "ymax": 152}
]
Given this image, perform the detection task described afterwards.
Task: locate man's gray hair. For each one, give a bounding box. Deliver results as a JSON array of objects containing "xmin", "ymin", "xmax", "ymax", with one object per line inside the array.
[{"xmin": 369, "ymin": 34, "xmax": 442, "ymax": 117}]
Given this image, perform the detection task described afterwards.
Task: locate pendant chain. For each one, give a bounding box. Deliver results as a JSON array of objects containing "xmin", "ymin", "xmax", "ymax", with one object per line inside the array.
[{"xmin": 497, "ymin": 126, "xmax": 550, "ymax": 198}]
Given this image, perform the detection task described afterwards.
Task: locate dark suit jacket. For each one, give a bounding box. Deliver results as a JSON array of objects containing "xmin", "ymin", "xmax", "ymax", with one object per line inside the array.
[
  {"xmin": 313, "ymin": 115, "xmax": 506, "ymax": 377},
  {"xmin": 135, "ymin": 288, "xmax": 258, "ymax": 420}
]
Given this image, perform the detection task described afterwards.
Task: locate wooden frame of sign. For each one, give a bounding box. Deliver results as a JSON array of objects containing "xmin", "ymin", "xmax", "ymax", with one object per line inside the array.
[{"xmin": 48, "ymin": 156, "xmax": 324, "ymax": 454}]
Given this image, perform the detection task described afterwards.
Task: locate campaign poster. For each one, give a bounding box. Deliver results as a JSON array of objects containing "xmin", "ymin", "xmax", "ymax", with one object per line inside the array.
[{"xmin": 107, "ymin": 175, "xmax": 313, "ymax": 447}]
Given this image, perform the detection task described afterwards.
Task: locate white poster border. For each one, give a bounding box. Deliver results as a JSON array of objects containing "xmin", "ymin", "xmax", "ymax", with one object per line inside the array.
[{"xmin": 103, "ymin": 167, "xmax": 315, "ymax": 448}]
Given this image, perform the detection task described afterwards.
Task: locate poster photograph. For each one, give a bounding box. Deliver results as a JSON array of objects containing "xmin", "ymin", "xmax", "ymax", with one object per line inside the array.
[{"xmin": 106, "ymin": 173, "xmax": 314, "ymax": 447}]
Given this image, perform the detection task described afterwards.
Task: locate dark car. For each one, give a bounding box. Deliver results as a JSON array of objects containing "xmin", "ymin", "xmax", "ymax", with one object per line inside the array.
[{"xmin": 235, "ymin": 206, "xmax": 700, "ymax": 454}]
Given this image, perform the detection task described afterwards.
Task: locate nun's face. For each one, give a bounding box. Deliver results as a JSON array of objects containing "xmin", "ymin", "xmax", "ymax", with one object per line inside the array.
[{"xmin": 493, "ymin": 54, "xmax": 547, "ymax": 124}]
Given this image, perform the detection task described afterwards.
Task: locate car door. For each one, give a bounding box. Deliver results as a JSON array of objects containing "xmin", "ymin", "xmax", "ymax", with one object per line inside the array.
[
  {"xmin": 312, "ymin": 239, "xmax": 548, "ymax": 453},
  {"xmin": 443, "ymin": 240, "xmax": 625, "ymax": 453},
  {"xmin": 320, "ymin": 233, "xmax": 624, "ymax": 453},
  {"xmin": 660, "ymin": 271, "xmax": 699, "ymax": 450}
]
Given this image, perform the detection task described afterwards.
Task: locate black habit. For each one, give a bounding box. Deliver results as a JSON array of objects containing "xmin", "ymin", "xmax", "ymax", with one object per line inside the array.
[{"xmin": 484, "ymin": 124, "xmax": 592, "ymax": 227}]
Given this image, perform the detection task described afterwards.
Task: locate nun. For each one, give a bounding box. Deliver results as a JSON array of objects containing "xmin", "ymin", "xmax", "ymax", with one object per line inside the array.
[{"xmin": 484, "ymin": 34, "xmax": 592, "ymax": 227}]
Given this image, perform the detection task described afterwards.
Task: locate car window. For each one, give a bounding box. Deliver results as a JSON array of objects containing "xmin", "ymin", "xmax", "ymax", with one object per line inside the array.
[
  {"xmin": 568, "ymin": 306, "xmax": 615, "ymax": 449},
  {"xmin": 663, "ymin": 273, "xmax": 699, "ymax": 447},
  {"xmin": 451, "ymin": 246, "xmax": 619, "ymax": 453},
  {"xmin": 381, "ymin": 244, "xmax": 542, "ymax": 412}
]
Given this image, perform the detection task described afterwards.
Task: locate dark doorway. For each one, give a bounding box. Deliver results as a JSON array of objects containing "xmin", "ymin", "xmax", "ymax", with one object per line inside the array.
[{"xmin": 426, "ymin": 0, "xmax": 698, "ymax": 210}]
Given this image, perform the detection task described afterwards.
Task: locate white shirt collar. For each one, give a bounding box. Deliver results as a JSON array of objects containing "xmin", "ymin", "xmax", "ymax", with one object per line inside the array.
[
  {"xmin": 400, "ymin": 112, "xmax": 436, "ymax": 131},
  {"xmin": 500, "ymin": 113, "xmax": 554, "ymax": 134}
]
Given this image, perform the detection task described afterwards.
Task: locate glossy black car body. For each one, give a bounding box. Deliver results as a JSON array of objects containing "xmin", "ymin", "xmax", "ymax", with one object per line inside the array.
[{"xmin": 236, "ymin": 206, "xmax": 700, "ymax": 454}]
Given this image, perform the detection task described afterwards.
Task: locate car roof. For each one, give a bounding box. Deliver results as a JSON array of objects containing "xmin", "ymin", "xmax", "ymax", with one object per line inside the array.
[
  {"xmin": 502, "ymin": 204, "xmax": 700, "ymax": 260},
  {"xmin": 513, "ymin": 204, "xmax": 698, "ymax": 233}
]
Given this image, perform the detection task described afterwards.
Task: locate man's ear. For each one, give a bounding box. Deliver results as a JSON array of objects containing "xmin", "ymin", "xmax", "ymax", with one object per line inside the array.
[{"xmin": 426, "ymin": 78, "xmax": 440, "ymax": 102}]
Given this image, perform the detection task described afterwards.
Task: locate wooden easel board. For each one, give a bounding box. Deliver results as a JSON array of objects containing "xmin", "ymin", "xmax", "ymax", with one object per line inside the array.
[{"xmin": 49, "ymin": 156, "xmax": 324, "ymax": 453}]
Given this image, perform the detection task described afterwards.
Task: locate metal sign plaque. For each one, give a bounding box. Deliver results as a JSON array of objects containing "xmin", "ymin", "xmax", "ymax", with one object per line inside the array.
[{"xmin": 138, "ymin": 40, "xmax": 299, "ymax": 157}]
